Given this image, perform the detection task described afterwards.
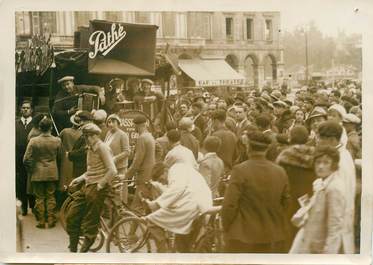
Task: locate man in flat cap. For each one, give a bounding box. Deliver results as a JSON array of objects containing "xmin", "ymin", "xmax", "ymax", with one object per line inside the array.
[
  {"xmin": 66, "ymin": 123, "xmax": 117, "ymax": 252},
  {"xmin": 343, "ymin": 113, "xmax": 361, "ymax": 160},
  {"xmin": 126, "ymin": 115, "xmax": 156, "ymax": 212},
  {"xmin": 222, "ymin": 131, "xmax": 290, "ymax": 253},
  {"xmin": 52, "ymin": 76, "xmax": 105, "ymax": 131}
]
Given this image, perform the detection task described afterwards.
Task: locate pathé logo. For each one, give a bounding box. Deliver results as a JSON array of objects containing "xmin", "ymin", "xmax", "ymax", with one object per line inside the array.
[{"xmin": 88, "ymin": 23, "xmax": 127, "ymax": 59}]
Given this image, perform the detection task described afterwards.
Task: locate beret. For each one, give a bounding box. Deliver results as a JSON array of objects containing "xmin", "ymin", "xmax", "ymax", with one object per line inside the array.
[
  {"xmin": 81, "ymin": 123, "xmax": 102, "ymax": 135},
  {"xmin": 133, "ymin": 115, "xmax": 147, "ymax": 124},
  {"xmin": 58, "ymin": 76, "xmax": 74, "ymax": 84}
]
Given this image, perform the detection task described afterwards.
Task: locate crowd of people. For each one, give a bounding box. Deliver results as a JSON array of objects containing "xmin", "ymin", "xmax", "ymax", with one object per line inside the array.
[{"xmin": 15, "ymin": 75, "xmax": 362, "ymax": 253}]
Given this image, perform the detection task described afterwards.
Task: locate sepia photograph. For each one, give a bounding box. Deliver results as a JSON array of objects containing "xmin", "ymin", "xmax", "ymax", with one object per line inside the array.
[{"xmin": 1, "ymin": 0, "xmax": 372, "ymax": 263}]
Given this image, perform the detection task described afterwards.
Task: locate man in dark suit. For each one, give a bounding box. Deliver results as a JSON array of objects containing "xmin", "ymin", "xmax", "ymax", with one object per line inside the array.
[
  {"xmin": 222, "ymin": 131, "xmax": 290, "ymax": 253},
  {"xmin": 16, "ymin": 100, "xmax": 35, "ymax": 215},
  {"xmin": 191, "ymin": 102, "xmax": 206, "ymax": 135}
]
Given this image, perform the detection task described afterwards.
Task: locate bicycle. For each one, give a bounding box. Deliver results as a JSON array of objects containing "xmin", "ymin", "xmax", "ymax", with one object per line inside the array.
[
  {"xmin": 60, "ymin": 177, "xmax": 142, "ymax": 252},
  {"xmin": 105, "ymin": 197, "xmax": 225, "ymax": 253}
]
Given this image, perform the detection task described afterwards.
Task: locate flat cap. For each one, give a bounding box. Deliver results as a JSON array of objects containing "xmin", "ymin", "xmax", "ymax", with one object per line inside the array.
[
  {"xmin": 76, "ymin": 110, "xmax": 93, "ymax": 121},
  {"xmin": 81, "ymin": 123, "xmax": 102, "ymax": 135},
  {"xmin": 247, "ymin": 131, "xmax": 272, "ymax": 148},
  {"xmin": 306, "ymin": 107, "xmax": 327, "ymax": 124},
  {"xmin": 343, "ymin": 113, "xmax": 361, "ymax": 124},
  {"xmin": 328, "ymin": 104, "xmax": 347, "ymax": 118},
  {"xmin": 318, "ymin": 120, "xmax": 343, "ymax": 139},
  {"xmin": 141, "ymin": 79, "xmax": 154, "ymax": 85},
  {"xmin": 270, "ymin": 90, "xmax": 282, "ymax": 101},
  {"xmin": 179, "ymin": 117, "xmax": 195, "ymax": 131},
  {"xmin": 92, "ymin": 109, "xmax": 107, "ymax": 122},
  {"xmin": 58, "ymin": 76, "xmax": 74, "ymax": 84},
  {"xmin": 133, "ymin": 115, "xmax": 147, "ymax": 124},
  {"xmin": 273, "ymin": 100, "xmax": 288, "ymax": 108}
]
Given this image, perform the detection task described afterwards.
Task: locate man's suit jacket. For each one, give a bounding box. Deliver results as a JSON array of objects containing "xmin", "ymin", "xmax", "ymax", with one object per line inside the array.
[
  {"xmin": 126, "ymin": 131, "xmax": 155, "ymax": 184},
  {"xmin": 23, "ymin": 133, "xmax": 62, "ymax": 182},
  {"xmin": 199, "ymin": 153, "xmax": 224, "ymax": 198},
  {"xmin": 68, "ymin": 135, "xmax": 87, "ymax": 179},
  {"xmin": 180, "ymin": 130, "xmax": 199, "ymax": 159},
  {"xmin": 222, "ymin": 154, "xmax": 290, "ymax": 245},
  {"xmin": 16, "ymin": 119, "xmax": 33, "ymax": 169}
]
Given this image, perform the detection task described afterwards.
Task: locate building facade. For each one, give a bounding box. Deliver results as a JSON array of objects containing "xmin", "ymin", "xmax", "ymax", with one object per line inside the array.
[{"xmin": 16, "ymin": 11, "xmax": 284, "ymax": 88}]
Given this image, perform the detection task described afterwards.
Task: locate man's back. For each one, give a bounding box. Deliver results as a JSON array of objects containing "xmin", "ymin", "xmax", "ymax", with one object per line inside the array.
[
  {"xmin": 180, "ymin": 130, "xmax": 199, "ymax": 159},
  {"xmin": 212, "ymin": 128, "xmax": 237, "ymax": 170},
  {"xmin": 222, "ymin": 156, "xmax": 290, "ymax": 245}
]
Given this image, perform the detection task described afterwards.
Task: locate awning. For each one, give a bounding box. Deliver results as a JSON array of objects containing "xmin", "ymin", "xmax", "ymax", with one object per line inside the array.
[{"xmin": 178, "ymin": 59, "xmax": 245, "ymax": 87}]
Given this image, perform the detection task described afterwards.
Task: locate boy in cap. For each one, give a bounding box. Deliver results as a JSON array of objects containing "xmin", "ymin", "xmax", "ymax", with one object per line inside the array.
[
  {"xmin": 67, "ymin": 111, "xmax": 93, "ymax": 180},
  {"xmin": 66, "ymin": 123, "xmax": 117, "ymax": 252}
]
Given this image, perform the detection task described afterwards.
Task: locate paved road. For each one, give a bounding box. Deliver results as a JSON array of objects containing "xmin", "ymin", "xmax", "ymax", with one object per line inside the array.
[{"xmin": 19, "ymin": 212, "xmax": 70, "ymax": 252}]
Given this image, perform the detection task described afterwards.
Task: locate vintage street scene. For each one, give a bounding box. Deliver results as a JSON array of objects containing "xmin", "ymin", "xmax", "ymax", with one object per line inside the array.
[{"xmin": 15, "ymin": 10, "xmax": 362, "ymax": 253}]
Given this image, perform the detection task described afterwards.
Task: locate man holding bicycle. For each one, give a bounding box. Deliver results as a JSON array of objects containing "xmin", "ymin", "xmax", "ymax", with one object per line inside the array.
[{"xmin": 65, "ymin": 123, "xmax": 117, "ymax": 252}]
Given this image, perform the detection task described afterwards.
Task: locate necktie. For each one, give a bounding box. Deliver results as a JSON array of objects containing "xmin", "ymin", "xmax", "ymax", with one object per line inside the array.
[{"xmin": 23, "ymin": 120, "xmax": 27, "ymax": 128}]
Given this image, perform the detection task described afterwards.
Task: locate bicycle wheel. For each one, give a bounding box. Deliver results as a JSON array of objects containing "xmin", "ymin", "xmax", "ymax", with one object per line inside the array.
[
  {"xmin": 194, "ymin": 229, "xmax": 224, "ymax": 253},
  {"xmin": 106, "ymin": 216, "xmax": 151, "ymax": 253},
  {"xmin": 88, "ymin": 229, "xmax": 105, "ymax": 252},
  {"xmin": 59, "ymin": 195, "xmax": 74, "ymax": 231}
]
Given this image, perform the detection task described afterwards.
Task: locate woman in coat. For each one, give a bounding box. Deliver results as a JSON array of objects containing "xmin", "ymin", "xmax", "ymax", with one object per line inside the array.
[
  {"xmin": 23, "ymin": 117, "xmax": 62, "ymax": 228},
  {"xmin": 104, "ymin": 114, "xmax": 130, "ymax": 202},
  {"xmin": 290, "ymin": 146, "xmax": 347, "ymax": 254},
  {"xmin": 276, "ymin": 125, "xmax": 315, "ymax": 250}
]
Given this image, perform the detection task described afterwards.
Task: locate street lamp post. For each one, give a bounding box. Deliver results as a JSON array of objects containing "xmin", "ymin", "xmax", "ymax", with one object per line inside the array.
[{"xmin": 304, "ymin": 28, "xmax": 309, "ymax": 86}]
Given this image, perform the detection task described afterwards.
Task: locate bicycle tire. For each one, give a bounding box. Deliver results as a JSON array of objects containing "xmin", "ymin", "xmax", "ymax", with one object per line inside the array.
[
  {"xmin": 193, "ymin": 229, "xmax": 224, "ymax": 253},
  {"xmin": 105, "ymin": 216, "xmax": 151, "ymax": 253},
  {"xmin": 88, "ymin": 229, "xmax": 105, "ymax": 252},
  {"xmin": 59, "ymin": 195, "xmax": 74, "ymax": 231}
]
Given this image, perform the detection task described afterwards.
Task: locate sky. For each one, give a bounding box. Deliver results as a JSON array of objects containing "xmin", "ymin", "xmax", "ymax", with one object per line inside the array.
[{"xmin": 274, "ymin": 0, "xmax": 370, "ymax": 36}]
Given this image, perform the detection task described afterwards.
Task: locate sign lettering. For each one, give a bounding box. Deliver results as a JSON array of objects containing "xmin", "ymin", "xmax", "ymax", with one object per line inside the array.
[{"xmin": 88, "ymin": 23, "xmax": 127, "ymax": 59}]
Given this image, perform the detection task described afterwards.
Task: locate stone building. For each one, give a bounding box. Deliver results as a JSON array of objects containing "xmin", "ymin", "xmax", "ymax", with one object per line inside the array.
[{"xmin": 16, "ymin": 11, "xmax": 284, "ymax": 89}]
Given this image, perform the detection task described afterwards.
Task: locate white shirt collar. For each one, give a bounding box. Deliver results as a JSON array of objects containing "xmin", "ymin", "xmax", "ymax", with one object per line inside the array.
[{"xmin": 21, "ymin": 116, "xmax": 32, "ymax": 124}]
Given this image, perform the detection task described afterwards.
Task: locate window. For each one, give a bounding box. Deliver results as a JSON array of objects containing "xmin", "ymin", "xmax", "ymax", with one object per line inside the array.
[
  {"xmin": 16, "ymin": 12, "xmax": 31, "ymax": 35},
  {"xmin": 265, "ymin": 19, "xmax": 273, "ymax": 41},
  {"xmin": 162, "ymin": 12, "xmax": 176, "ymax": 37},
  {"xmin": 225, "ymin": 17, "xmax": 233, "ymax": 38},
  {"xmin": 135, "ymin": 12, "xmax": 150, "ymax": 24},
  {"xmin": 246, "ymin": 18, "xmax": 253, "ymax": 40},
  {"xmin": 104, "ymin": 12, "xmax": 122, "ymax": 22}
]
